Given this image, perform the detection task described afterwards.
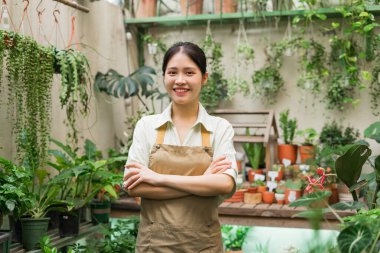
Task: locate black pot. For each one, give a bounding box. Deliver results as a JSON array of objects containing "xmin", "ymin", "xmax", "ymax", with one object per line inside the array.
[
  {"xmin": 8, "ymin": 215, "xmax": 22, "ymax": 243},
  {"xmin": 58, "ymin": 209, "xmax": 81, "ymax": 238}
]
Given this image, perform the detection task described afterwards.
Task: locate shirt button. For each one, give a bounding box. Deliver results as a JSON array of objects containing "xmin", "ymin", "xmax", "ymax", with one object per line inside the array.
[{"xmin": 155, "ymin": 144, "xmax": 160, "ymax": 149}]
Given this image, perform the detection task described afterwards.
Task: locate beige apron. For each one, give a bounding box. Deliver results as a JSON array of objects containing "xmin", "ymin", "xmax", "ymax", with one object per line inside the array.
[{"xmin": 136, "ymin": 123, "xmax": 223, "ymax": 253}]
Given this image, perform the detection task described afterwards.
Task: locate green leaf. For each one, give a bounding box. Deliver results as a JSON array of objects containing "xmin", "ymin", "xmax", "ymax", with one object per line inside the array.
[
  {"xmin": 364, "ymin": 121, "xmax": 380, "ymax": 143},
  {"xmin": 349, "ymin": 179, "xmax": 368, "ymax": 192},
  {"xmin": 84, "ymin": 139, "xmax": 97, "ymax": 160},
  {"xmin": 335, "ymin": 145, "xmax": 371, "ymax": 189},
  {"xmin": 337, "ymin": 224, "xmax": 372, "ymax": 253},
  {"xmin": 103, "ymin": 184, "xmax": 118, "ymax": 199},
  {"xmin": 363, "ymin": 24, "xmax": 375, "ymax": 32},
  {"xmin": 126, "ymin": 77, "xmax": 138, "ymax": 97},
  {"xmin": 316, "ymin": 14, "xmax": 326, "ymax": 20},
  {"xmin": 50, "ymin": 138, "xmax": 77, "ymax": 160},
  {"xmin": 332, "ymin": 22, "xmax": 340, "ymax": 29},
  {"xmin": 289, "ymin": 191, "xmax": 331, "ymax": 207},
  {"xmin": 330, "ymin": 201, "xmax": 365, "ymax": 210}
]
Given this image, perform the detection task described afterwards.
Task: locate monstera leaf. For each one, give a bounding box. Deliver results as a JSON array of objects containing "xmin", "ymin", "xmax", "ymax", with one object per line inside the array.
[
  {"xmin": 335, "ymin": 144, "xmax": 371, "ymax": 201},
  {"xmin": 364, "ymin": 121, "xmax": 380, "ymax": 143}
]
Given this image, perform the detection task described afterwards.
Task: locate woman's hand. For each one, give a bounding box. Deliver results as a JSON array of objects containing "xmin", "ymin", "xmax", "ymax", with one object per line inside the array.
[
  {"xmin": 123, "ymin": 162, "xmax": 163, "ymax": 190},
  {"xmin": 203, "ymin": 155, "xmax": 232, "ymax": 175}
]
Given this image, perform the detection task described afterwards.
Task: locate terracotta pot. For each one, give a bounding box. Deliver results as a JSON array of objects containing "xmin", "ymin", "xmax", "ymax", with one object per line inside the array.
[
  {"xmin": 278, "ymin": 144, "xmax": 298, "ymax": 165},
  {"xmin": 247, "ymin": 186, "xmax": 258, "ymax": 193},
  {"xmin": 299, "ymin": 145, "xmax": 316, "ymax": 164},
  {"xmin": 236, "ymin": 160, "xmax": 242, "ymax": 173},
  {"xmin": 180, "ymin": 0, "xmax": 203, "ymax": 15},
  {"xmin": 225, "ymin": 189, "xmax": 247, "ymax": 202},
  {"xmin": 247, "ymin": 169, "xmax": 264, "ymax": 183},
  {"xmin": 275, "ymin": 193, "xmax": 285, "ymax": 204},
  {"xmin": 284, "ymin": 189, "xmax": 302, "ymax": 204},
  {"xmin": 262, "ymin": 191, "xmax": 275, "ymax": 204},
  {"xmin": 136, "ymin": 0, "xmax": 157, "ymax": 18},
  {"xmin": 214, "ymin": 0, "xmax": 238, "ymax": 13},
  {"xmin": 257, "ymin": 185, "xmax": 267, "ymax": 193}
]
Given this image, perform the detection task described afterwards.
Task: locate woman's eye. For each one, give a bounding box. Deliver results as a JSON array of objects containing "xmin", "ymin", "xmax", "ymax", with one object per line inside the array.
[
  {"xmin": 186, "ymin": 72, "xmax": 194, "ymax": 75},
  {"xmin": 167, "ymin": 71, "xmax": 176, "ymax": 75}
]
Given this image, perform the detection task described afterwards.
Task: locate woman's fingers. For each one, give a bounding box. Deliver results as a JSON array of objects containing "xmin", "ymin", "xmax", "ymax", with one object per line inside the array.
[
  {"xmin": 128, "ymin": 176, "xmax": 144, "ymax": 189},
  {"xmin": 123, "ymin": 173, "xmax": 141, "ymax": 189},
  {"xmin": 123, "ymin": 168, "xmax": 140, "ymax": 181}
]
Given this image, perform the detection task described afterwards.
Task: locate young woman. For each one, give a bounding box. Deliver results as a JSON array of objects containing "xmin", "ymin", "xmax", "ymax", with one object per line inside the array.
[{"xmin": 123, "ymin": 42, "xmax": 237, "ymax": 252}]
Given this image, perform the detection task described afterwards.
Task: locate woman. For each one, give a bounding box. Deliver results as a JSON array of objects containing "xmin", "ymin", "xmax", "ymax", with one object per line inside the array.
[{"xmin": 123, "ymin": 42, "xmax": 237, "ymax": 252}]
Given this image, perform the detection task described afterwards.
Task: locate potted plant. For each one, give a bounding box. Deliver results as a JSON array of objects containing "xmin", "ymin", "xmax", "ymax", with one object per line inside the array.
[
  {"xmin": 214, "ymin": 0, "xmax": 238, "ymax": 13},
  {"xmin": 262, "ymin": 191, "xmax": 275, "ymax": 204},
  {"xmin": 180, "ymin": 0, "xmax": 203, "ymax": 15},
  {"xmin": 278, "ymin": 109, "xmax": 298, "ymax": 165},
  {"xmin": 48, "ymin": 139, "xmax": 126, "ymax": 227},
  {"xmin": 297, "ymin": 128, "xmax": 318, "ymax": 164},
  {"xmin": 135, "ymin": 0, "xmax": 157, "ymax": 18},
  {"xmin": 285, "ymin": 179, "xmax": 303, "ymax": 204},
  {"xmin": 275, "ymin": 188, "xmax": 285, "ymax": 204},
  {"xmin": 222, "ymin": 225, "xmax": 250, "ymax": 252},
  {"xmin": 251, "ymin": 65, "xmax": 284, "ymax": 105},
  {"xmin": 253, "ymin": 179, "xmax": 267, "ymax": 193},
  {"xmin": 0, "ymin": 157, "xmax": 32, "ymax": 243}
]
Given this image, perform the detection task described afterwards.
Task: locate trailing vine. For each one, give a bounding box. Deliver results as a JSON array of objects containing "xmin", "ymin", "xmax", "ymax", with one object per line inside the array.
[
  {"xmin": 293, "ymin": 38, "xmax": 329, "ymax": 97},
  {"xmin": 201, "ymin": 33, "xmax": 229, "ymax": 110},
  {"xmin": 3, "ymin": 30, "xmax": 54, "ymax": 171},
  {"xmin": 55, "ymin": 49, "xmax": 91, "ymax": 144},
  {"xmin": 0, "ymin": 31, "xmax": 5, "ymax": 96}
]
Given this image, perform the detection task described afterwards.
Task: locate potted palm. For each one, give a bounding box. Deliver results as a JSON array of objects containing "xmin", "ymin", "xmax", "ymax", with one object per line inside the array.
[
  {"xmin": 297, "ymin": 128, "xmax": 318, "ymax": 164},
  {"xmin": 278, "ymin": 109, "xmax": 298, "ymax": 164}
]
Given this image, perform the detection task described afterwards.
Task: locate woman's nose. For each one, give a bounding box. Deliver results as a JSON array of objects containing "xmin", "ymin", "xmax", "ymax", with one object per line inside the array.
[{"xmin": 175, "ymin": 74, "xmax": 186, "ymax": 84}]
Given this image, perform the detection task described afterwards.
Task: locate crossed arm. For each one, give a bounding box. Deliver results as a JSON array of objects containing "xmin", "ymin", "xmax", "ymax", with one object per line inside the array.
[{"xmin": 123, "ymin": 156, "xmax": 235, "ymax": 200}]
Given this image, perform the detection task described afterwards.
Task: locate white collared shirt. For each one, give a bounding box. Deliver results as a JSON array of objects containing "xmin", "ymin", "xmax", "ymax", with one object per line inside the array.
[{"xmin": 127, "ymin": 103, "xmax": 238, "ymax": 197}]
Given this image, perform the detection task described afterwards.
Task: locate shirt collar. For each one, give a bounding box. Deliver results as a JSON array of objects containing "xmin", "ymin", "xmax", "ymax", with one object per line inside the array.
[{"xmin": 154, "ymin": 102, "xmax": 212, "ymax": 132}]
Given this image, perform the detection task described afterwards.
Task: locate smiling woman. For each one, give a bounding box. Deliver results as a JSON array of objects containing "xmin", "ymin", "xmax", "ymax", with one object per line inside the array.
[{"xmin": 123, "ymin": 42, "xmax": 238, "ymax": 252}]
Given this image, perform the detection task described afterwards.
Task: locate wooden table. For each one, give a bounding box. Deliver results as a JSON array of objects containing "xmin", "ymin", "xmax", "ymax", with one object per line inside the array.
[
  {"xmin": 111, "ymin": 197, "xmax": 355, "ymax": 230},
  {"xmin": 10, "ymin": 222, "xmax": 102, "ymax": 253}
]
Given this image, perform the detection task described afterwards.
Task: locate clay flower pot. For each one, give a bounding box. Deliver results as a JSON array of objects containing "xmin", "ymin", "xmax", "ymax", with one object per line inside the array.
[
  {"xmin": 262, "ymin": 191, "xmax": 275, "ymax": 204},
  {"xmin": 275, "ymin": 193, "xmax": 285, "ymax": 204},
  {"xmin": 257, "ymin": 185, "xmax": 267, "ymax": 193},
  {"xmin": 214, "ymin": 0, "xmax": 238, "ymax": 13},
  {"xmin": 299, "ymin": 145, "xmax": 316, "ymax": 163},
  {"xmin": 278, "ymin": 144, "xmax": 298, "ymax": 164},
  {"xmin": 136, "ymin": 0, "xmax": 157, "ymax": 18},
  {"xmin": 284, "ymin": 189, "xmax": 302, "ymax": 204}
]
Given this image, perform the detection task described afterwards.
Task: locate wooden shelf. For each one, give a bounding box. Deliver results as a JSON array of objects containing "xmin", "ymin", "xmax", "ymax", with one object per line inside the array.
[
  {"xmin": 111, "ymin": 197, "xmax": 355, "ymax": 230},
  {"xmin": 124, "ymin": 6, "xmax": 380, "ymax": 28}
]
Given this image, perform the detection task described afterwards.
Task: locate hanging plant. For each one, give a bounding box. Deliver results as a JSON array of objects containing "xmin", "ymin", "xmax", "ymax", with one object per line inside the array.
[
  {"xmin": 142, "ymin": 34, "xmax": 167, "ymax": 67},
  {"xmin": 0, "ymin": 31, "xmax": 6, "ymax": 96},
  {"xmin": 3, "ymin": 30, "xmax": 54, "ymax": 171},
  {"xmin": 229, "ymin": 21, "xmax": 255, "ymax": 97},
  {"xmin": 54, "ymin": 48, "xmax": 91, "ymax": 144},
  {"xmin": 293, "ymin": 38, "xmax": 329, "ymax": 97},
  {"xmin": 326, "ymin": 37, "xmax": 362, "ymax": 111},
  {"xmin": 201, "ymin": 33, "xmax": 229, "ymax": 110},
  {"xmin": 251, "ymin": 65, "xmax": 284, "ymax": 104}
]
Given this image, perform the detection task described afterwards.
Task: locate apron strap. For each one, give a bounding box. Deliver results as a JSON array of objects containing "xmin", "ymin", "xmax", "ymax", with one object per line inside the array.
[
  {"xmin": 201, "ymin": 124, "xmax": 211, "ymax": 147},
  {"xmin": 155, "ymin": 122, "xmax": 211, "ymax": 147},
  {"xmin": 155, "ymin": 123, "xmax": 167, "ymax": 145}
]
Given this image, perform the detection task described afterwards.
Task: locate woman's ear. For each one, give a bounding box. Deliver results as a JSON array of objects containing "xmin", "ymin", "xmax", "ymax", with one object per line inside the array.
[{"xmin": 202, "ymin": 72, "xmax": 209, "ymax": 86}]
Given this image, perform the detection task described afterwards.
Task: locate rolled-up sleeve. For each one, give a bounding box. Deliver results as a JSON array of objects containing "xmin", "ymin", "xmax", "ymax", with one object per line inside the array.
[
  {"xmin": 213, "ymin": 121, "xmax": 237, "ymax": 200},
  {"xmin": 126, "ymin": 118, "xmax": 150, "ymax": 167}
]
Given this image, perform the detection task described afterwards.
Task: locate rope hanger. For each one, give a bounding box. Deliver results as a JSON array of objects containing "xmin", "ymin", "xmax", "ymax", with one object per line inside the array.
[{"xmin": 52, "ymin": 0, "xmax": 89, "ymax": 13}]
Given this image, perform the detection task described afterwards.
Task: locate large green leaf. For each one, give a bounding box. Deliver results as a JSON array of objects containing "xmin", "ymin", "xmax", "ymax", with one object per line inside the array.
[
  {"xmin": 50, "ymin": 138, "xmax": 77, "ymax": 160},
  {"xmin": 375, "ymin": 156, "xmax": 380, "ymax": 182},
  {"xmin": 330, "ymin": 201, "xmax": 365, "ymax": 211},
  {"xmin": 289, "ymin": 191, "xmax": 331, "ymax": 207},
  {"xmin": 84, "ymin": 139, "xmax": 97, "ymax": 160},
  {"xmin": 364, "ymin": 121, "xmax": 380, "ymax": 143},
  {"xmin": 335, "ymin": 144, "xmax": 371, "ymax": 189},
  {"xmin": 337, "ymin": 224, "xmax": 372, "ymax": 253}
]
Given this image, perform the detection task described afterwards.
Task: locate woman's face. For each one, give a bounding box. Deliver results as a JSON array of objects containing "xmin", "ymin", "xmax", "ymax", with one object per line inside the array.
[{"xmin": 164, "ymin": 52, "xmax": 207, "ymax": 106}]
